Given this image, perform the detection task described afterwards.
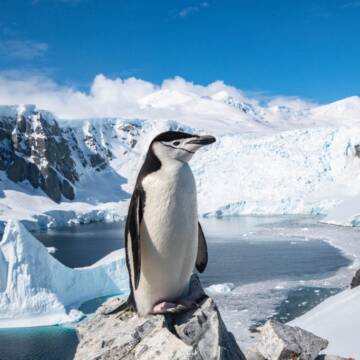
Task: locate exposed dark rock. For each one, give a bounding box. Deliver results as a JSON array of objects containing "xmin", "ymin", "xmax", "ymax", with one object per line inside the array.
[
  {"xmin": 0, "ymin": 107, "xmax": 116, "ymax": 202},
  {"xmin": 6, "ymin": 156, "xmax": 27, "ymax": 183},
  {"xmin": 27, "ymin": 162, "xmax": 40, "ymax": 188},
  {"xmin": 60, "ymin": 179, "xmax": 75, "ymax": 200},
  {"xmin": 350, "ymin": 268, "xmax": 360, "ymax": 289},
  {"xmin": 74, "ymin": 275, "xmax": 246, "ymax": 360},
  {"xmin": 41, "ymin": 166, "xmax": 62, "ymax": 203},
  {"xmin": 355, "ymin": 144, "xmax": 360, "ymax": 158},
  {"xmin": 89, "ymin": 153, "xmax": 107, "ymax": 169}
]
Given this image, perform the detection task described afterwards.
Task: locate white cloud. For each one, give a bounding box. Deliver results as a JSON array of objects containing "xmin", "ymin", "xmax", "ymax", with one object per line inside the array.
[
  {"xmin": 0, "ymin": 39, "xmax": 48, "ymax": 59},
  {"xmin": 0, "ymin": 70, "xmax": 316, "ymax": 133},
  {"xmin": 267, "ymin": 96, "xmax": 317, "ymax": 111}
]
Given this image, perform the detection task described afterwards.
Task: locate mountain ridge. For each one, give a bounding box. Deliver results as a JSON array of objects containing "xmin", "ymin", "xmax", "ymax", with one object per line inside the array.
[{"xmin": 1, "ymin": 95, "xmax": 360, "ymax": 230}]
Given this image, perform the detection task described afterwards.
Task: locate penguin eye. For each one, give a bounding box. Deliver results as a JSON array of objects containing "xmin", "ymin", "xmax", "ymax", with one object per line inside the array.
[{"xmin": 173, "ymin": 141, "xmax": 180, "ymax": 146}]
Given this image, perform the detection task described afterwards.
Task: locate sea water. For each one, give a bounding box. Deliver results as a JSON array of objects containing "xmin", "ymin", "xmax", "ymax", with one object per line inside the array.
[{"xmin": 0, "ymin": 216, "xmax": 352, "ymax": 359}]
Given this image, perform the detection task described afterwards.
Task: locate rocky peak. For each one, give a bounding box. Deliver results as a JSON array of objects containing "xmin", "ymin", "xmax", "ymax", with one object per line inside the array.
[{"xmin": 0, "ymin": 106, "xmax": 116, "ymax": 203}]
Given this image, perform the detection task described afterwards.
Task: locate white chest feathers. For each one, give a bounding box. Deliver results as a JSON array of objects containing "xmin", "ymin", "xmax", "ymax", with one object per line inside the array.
[{"xmin": 135, "ymin": 161, "xmax": 199, "ymax": 315}]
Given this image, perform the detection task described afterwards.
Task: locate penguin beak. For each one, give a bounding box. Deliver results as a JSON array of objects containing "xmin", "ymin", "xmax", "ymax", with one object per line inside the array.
[{"xmin": 187, "ymin": 135, "xmax": 216, "ymax": 146}]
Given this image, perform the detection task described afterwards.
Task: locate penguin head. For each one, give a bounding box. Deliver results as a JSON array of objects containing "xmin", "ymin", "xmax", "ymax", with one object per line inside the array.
[{"xmin": 151, "ymin": 131, "xmax": 216, "ymax": 163}]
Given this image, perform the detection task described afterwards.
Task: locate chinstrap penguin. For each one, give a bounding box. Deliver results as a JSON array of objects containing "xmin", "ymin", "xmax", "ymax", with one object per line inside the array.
[{"xmin": 107, "ymin": 131, "xmax": 216, "ymax": 316}]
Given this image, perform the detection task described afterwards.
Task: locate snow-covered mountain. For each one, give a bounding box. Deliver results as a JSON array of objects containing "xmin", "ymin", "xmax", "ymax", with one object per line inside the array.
[
  {"xmin": 1, "ymin": 91, "xmax": 360, "ymax": 230},
  {"xmin": 0, "ymin": 105, "xmax": 116, "ymax": 202}
]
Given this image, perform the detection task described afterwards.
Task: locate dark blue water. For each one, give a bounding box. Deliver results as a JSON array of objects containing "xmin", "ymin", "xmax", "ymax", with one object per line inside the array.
[
  {"xmin": 34, "ymin": 222, "xmax": 124, "ymax": 268},
  {"xmin": 33, "ymin": 219, "xmax": 350, "ymax": 287},
  {"xmin": 0, "ymin": 217, "xmax": 351, "ymax": 360},
  {"xmin": 0, "ymin": 326, "xmax": 78, "ymax": 360},
  {"xmin": 203, "ymin": 238, "xmax": 350, "ymax": 286}
]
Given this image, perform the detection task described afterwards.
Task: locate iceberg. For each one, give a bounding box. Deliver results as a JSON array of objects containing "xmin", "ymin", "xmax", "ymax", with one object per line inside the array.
[
  {"xmin": 0, "ymin": 220, "xmax": 129, "ymax": 328},
  {"xmin": 205, "ymin": 282, "xmax": 235, "ymax": 295}
]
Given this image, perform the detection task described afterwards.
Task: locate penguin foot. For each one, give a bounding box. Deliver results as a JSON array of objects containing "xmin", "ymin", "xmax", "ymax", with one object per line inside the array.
[
  {"xmin": 151, "ymin": 297, "xmax": 202, "ymax": 315},
  {"xmin": 151, "ymin": 301, "xmax": 177, "ymax": 314}
]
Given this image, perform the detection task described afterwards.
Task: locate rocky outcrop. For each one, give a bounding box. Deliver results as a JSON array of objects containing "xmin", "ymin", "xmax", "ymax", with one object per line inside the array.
[
  {"xmin": 0, "ymin": 107, "xmax": 77, "ymax": 202},
  {"xmin": 350, "ymin": 268, "xmax": 360, "ymax": 288},
  {"xmin": 0, "ymin": 105, "xmax": 116, "ymax": 202},
  {"xmin": 354, "ymin": 144, "xmax": 360, "ymax": 158},
  {"xmin": 255, "ymin": 320, "xmax": 328, "ymax": 360},
  {"xmin": 74, "ymin": 275, "xmax": 246, "ymax": 360}
]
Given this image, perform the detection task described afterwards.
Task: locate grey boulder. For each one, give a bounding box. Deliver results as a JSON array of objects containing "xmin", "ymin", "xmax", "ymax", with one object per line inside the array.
[
  {"xmin": 256, "ymin": 320, "xmax": 328, "ymax": 360},
  {"xmin": 350, "ymin": 268, "xmax": 360, "ymax": 289}
]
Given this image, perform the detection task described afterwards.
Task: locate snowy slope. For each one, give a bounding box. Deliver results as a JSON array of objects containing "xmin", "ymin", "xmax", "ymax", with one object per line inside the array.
[
  {"xmin": 290, "ymin": 286, "xmax": 360, "ymax": 358},
  {"xmin": 310, "ymin": 96, "xmax": 360, "ymax": 126},
  {"xmin": 1, "ymin": 93, "xmax": 360, "ymax": 229},
  {"xmin": 0, "ymin": 220, "xmax": 129, "ymax": 327}
]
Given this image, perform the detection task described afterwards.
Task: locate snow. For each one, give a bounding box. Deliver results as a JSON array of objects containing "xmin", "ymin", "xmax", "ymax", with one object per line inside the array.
[
  {"xmin": 310, "ymin": 96, "xmax": 360, "ymax": 125},
  {"xmin": 324, "ymin": 194, "xmax": 360, "ymax": 226},
  {"xmin": 195, "ymin": 126, "xmax": 360, "ymax": 217},
  {"xmin": 2, "ymin": 94, "xmax": 360, "ymax": 231},
  {"xmin": 0, "ymin": 104, "xmax": 36, "ymax": 119},
  {"xmin": 46, "ymin": 246, "xmax": 57, "ymax": 254},
  {"xmin": 290, "ymin": 286, "xmax": 360, "ymax": 358},
  {"xmin": 0, "ymin": 220, "xmax": 129, "ymax": 328}
]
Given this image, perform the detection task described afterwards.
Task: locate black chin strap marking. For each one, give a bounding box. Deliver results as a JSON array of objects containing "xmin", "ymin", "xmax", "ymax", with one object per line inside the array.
[{"xmin": 161, "ymin": 142, "xmax": 195, "ymax": 154}]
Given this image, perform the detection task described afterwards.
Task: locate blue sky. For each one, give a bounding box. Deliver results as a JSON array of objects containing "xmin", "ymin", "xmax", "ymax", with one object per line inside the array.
[{"xmin": 0, "ymin": 0, "xmax": 360, "ymax": 103}]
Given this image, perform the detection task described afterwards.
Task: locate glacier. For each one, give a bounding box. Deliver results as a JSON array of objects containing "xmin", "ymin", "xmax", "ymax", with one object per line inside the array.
[
  {"xmin": 1, "ymin": 94, "xmax": 360, "ymax": 229},
  {"xmin": 0, "ymin": 220, "xmax": 129, "ymax": 328}
]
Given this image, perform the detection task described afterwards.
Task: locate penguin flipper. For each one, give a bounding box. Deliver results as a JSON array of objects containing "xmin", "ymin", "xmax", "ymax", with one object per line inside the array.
[
  {"xmin": 195, "ymin": 222, "xmax": 208, "ymax": 273},
  {"xmin": 125, "ymin": 188, "xmax": 144, "ymax": 291}
]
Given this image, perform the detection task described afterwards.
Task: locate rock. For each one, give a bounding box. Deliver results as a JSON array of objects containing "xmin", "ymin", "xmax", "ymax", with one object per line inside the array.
[
  {"xmin": 350, "ymin": 269, "xmax": 360, "ymax": 288},
  {"xmin": 74, "ymin": 275, "xmax": 246, "ymax": 360},
  {"xmin": 256, "ymin": 320, "xmax": 328, "ymax": 360},
  {"xmin": 0, "ymin": 106, "xmax": 115, "ymax": 202},
  {"xmin": 41, "ymin": 166, "xmax": 62, "ymax": 203},
  {"xmin": 60, "ymin": 179, "xmax": 75, "ymax": 200},
  {"xmin": 316, "ymin": 356, "xmax": 347, "ymax": 360},
  {"xmin": 89, "ymin": 153, "xmax": 107, "ymax": 169},
  {"xmin": 244, "ymin": 347, "xmax": 266, "ymax": 360},
  {"xmin": 6, "ymin": 156, "xmax": 28, "ymax": 183},
  {"xmin": 27, "ymin": 161, "xmax": 40, "ymax": 188},
  {"xmin": 355, "ymin": 144, "xmax": 360, "ymax": 158}
]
